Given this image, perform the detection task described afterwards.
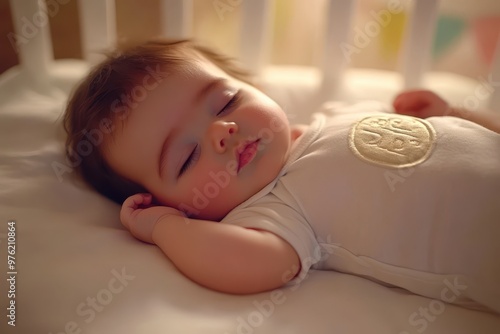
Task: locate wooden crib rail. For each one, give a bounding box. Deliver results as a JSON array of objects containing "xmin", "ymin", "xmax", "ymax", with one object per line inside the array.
[
  {"xmin": 400, "ymin": 0, "xmax": 438, "ymax": 89},
  {"xmin": 240, "ymin": 0, "xmax": 274, "ymax": 74},
  {"xmin": 160, "ymin": 0, "xmax": 193, "ymax": 39},
  {"xmin": 7, "ymin": 0, "xmax": 500, "ymax": 111},
  {"xmin": 321, "ymin": 0, "xmax": 357, "ymax": 101},
  {"xmin": 9, "ymin": 0, "xmax": 53, "ymax": 85},
  {"xmin": 78, "ymin": 0, "xmax": 117, "ymax": 64}
]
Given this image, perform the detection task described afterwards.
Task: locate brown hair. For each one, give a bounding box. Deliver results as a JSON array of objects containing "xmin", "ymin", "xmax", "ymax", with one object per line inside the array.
[{"xmin": 63, "ymin": 39, "xmax": 253, "ymax": 204}]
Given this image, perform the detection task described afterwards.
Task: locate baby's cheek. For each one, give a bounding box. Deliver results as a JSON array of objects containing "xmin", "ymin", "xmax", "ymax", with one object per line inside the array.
[{"xmin": 173, "ymin": 170, "xmax": 231, "ymax": 219}]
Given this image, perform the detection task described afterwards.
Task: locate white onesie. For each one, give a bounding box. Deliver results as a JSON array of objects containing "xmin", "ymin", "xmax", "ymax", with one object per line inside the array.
[{"xmin": 221, "ymin": 102, "xmax": 500, "ymax": 312}]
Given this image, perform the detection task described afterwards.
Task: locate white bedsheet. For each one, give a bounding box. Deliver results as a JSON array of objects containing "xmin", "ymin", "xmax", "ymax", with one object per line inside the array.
[{"xmin": 1, "ymin": 60, "xmax": 499, "ymax": 334}]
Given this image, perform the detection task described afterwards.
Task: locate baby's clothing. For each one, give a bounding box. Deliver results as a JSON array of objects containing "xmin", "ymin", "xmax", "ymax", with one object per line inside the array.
[{"xmin": 221, "ymin": 101, "xmax": 500, "ymax": 312}]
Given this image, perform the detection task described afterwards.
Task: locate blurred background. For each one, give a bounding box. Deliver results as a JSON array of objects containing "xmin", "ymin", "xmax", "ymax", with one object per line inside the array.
[{"xmin": 1, "ymin": 0, "xmax": 499, "ymax": 78}]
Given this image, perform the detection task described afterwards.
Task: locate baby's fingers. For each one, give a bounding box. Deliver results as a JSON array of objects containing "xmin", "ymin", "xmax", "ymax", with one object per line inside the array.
[
  {"xmin": 120, "ymin": 193, "xmax": 153, "ymax": 228},
  {"xmin": 393, "ymin": 89, "xmax": 448, "ymax": 118},
  {"xmin": 393, "ymin": 90, "xmax": 431, "ymax": 114}
]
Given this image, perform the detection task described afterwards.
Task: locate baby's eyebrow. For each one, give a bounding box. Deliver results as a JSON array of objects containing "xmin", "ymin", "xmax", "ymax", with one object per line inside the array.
[
  {"xmin": 158, "ymin": 132, "xmax": 173, "ymax": 177},
  {"xmin": 157, "ymin": 78, "xmax": 227, "ymax": 177},
  {"xmin": 194, "ymin": 78, "xmax": 227, "ymax": 104}
]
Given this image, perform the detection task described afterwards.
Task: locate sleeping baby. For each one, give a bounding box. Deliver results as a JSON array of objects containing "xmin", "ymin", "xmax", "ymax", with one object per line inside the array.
[{"xmin": 63, "ymin": 39, "xmax": 500, "ymax": 313}]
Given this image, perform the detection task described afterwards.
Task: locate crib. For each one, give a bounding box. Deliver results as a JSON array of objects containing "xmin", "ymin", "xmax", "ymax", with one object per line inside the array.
[{"xmin": 1, "ymin": 0, "xmax": 499, "ymax": 333}]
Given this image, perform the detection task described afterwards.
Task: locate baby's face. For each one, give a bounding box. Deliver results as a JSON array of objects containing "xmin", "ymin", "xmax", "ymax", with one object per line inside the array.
[{"xmin": 105, "ymin": 56, "xmax": 293, "ymax": 220}]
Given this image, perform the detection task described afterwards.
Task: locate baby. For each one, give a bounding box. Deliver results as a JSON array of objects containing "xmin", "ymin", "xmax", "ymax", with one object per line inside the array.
[{"xmin": 64, "ymin": 39, "xmax": 500, "ymax": 312}]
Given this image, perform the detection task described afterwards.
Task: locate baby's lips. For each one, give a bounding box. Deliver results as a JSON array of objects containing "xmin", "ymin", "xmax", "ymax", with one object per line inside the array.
[{"xmin": 236, "ymin": 140, "xmax": 260, "ymax": 172}]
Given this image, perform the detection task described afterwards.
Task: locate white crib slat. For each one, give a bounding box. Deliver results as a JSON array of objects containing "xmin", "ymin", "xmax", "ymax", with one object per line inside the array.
[
  {"xmin": 400, "ymin": 0, "xmax": 439, "ymax": 89},
  {"xmin": 78, "ymin": 0, "xmax": 117, "ymax": 64},
  {"xmin": 9, "ymin": 0, "xmax": 53, "ymax": 82},
  {"xmin": 239, "ymin": 0, "xmax": 274, "ymax": 73},
  {"xmin": 160, "ymin": 0, "xmax": 193, "ymax": 39},
  {"xmin": 488, "ymin": 35, "xmax": 500, "ymax": 112},
  {"xmin": 321, "ymin": 0, "xmax": 357, "ymax": 100}
]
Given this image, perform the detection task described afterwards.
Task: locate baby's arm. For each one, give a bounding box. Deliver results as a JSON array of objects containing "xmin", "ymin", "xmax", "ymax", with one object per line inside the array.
[
  {"xmin": 393, "ymin": 90, "xmax": 500, "ymax": 134},
  {"xmin": 121, "ymin": 193, "xmax": 300, "ymax": 294}
]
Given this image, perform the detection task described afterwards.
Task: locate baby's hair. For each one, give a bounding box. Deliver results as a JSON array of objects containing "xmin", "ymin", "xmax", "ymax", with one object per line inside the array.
[{"xmin": 63, "ymin": 39, "xmax": 254, "ymax": 204}]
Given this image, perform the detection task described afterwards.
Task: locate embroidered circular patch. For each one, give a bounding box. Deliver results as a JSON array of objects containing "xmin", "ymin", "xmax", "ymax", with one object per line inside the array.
[{"xmin": 349, "ymin": 115, "xmax": 436, "ymax": 168}]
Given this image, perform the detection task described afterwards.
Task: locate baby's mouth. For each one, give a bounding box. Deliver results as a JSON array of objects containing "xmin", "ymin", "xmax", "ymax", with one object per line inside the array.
[{"xmin": 237, "ymin": 139, "xmax": 260, "ymax": 172}]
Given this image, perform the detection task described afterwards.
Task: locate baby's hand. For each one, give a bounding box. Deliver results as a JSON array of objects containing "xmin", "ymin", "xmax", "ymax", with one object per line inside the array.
[
  {"xmin": 120, "ymin": 193, "xmax": 186, "ymax": 244},
  {"xmin": 393, "ymin": 90, "xmax": 450, "ymax": 118}
]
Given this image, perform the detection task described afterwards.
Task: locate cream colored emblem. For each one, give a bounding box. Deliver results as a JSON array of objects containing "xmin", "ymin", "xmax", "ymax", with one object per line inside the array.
[{"xmin": 349, "ymin": 115, "xmax": 436, "ymax": 168}]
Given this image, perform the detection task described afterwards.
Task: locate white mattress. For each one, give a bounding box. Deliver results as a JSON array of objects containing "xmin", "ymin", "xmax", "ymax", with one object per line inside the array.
[{"xmin": 0, "ymin": 60, "xmax": 499, "ymax": 334}]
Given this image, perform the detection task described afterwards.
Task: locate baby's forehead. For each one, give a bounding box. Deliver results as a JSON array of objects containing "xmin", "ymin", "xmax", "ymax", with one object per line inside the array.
[
  {"xmin": 104, "ymin": 61, "xmax": 215, "ymax": 126},
  {"xmin": 106, "ymin": 55, "xmax": 236, "ymax": 125},
  {"xmin": 179, "ymin": 55, "xmax": 235, "ymax": 80}
]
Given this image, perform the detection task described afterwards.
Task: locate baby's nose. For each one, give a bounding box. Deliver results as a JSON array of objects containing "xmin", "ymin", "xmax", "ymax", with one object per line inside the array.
[{"xmin": 209, "ymin": 121, "xmax": 238, "ymax": 153}]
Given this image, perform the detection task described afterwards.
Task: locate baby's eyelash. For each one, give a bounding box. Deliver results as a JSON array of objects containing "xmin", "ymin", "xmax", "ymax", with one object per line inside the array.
[
  {"xmin": 217, "ymin": 91, "xmax": 241, "ymax": 116},
  {"xmin": 178, "ymin": 145, "xmax": 200, "ymax": 177}
]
